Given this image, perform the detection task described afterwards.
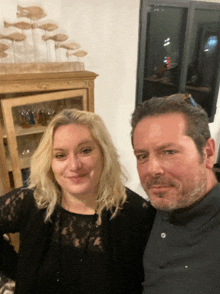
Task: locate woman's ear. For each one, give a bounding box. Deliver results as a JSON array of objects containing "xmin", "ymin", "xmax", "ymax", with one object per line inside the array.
[{"xmin": 204, "ymin": 138, "xmax": 216, "ymax": 169}]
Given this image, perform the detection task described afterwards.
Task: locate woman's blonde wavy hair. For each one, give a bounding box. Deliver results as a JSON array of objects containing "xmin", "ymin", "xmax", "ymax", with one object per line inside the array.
[{"xmin": 28, "ymin": 108, "xmax": 127, "ymax": 222}]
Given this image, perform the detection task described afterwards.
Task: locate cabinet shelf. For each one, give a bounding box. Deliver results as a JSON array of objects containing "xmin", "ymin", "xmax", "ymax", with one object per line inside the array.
[
  {"xmin": 145, "ymin": 76, "xmax": 176, "ymax": 87},
  {"xmin": 7, "ymin": 155, "xmax": 30, "ymax": 172},
  {"xmin": 185, "ymin": 85, "xmax": 212, "ymax": 94},
  {"xmin": 144, "ymin": 77, "xmax": 212, "ymax": 94},
  {"xmin": 2, "ymin": 124, "xmax": 46, "ymax": 138}
]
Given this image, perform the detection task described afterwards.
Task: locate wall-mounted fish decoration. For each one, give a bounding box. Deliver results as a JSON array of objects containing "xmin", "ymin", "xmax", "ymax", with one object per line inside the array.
[
  {"xmin": 36, "ymin": 23, "xmax": 58, "ymax": 32},
  {"xmin": 0, "ymin": 32, "xmax": 26, "ymax": 42},
  {"xmin": 0, "ymin": 43, "xmax": 9, "ymax": 51},
  {"xmin": 0, "ymin": 4, "xmax": 87, "ymax": 65},
  {"xmin": 55, "ymin": 42, "xmax": 80, "ymax": 50},
  {"xmin": 66, "ymin": 50, "xmax": 88, "ymax": 59},
  {"xmin": 0, "ymin": 51, "xmax": 7, "ymax": 58},
  {"xmin": 4, "ymin": 21, "xmax": 32, "ymax": 30},
  {"xmin": 17, "ymin": 5, "xmax": 46, "ymax": 20},
  {"xmin": 42, "ymin": 33, "xmax": 68, "ymax": 42}
]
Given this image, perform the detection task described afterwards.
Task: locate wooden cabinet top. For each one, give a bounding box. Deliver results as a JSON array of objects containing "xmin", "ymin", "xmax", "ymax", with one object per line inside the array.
[{"xmin": 0, "ymin": 70, "xmax": 98, "ymax": 94}]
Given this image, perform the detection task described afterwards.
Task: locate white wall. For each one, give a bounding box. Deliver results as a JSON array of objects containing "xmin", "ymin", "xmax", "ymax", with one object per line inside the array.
[
  {"xmin": 0, "ymin": 0, "xmax": 144, "ymax": 196},
  {"xmin": 1, "ymin": 0, "xmax": 220, "ymax": 198}
]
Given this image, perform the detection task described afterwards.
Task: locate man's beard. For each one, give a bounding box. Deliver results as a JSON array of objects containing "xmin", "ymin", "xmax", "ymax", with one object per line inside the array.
[{"xmin": 143, "ymin": 171, "xmax": 207, "ymax": 211}]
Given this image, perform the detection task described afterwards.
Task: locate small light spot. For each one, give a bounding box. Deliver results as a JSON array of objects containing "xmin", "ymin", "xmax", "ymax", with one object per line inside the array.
[
  {"xmin": 185, "ymin": 265, "xmax": 188, "ymax": 269},
  {"xmin": 161, "ymin": 232, "xmax": 166, "ymax": 238}
]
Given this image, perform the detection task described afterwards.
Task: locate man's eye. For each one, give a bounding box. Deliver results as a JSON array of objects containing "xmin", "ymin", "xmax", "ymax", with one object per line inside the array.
[
  {"xmin": 164, "ymin": 150, "xmax": 176, "ymax": 155},
  {"xmin": 136, "ymin": 154, "xmax": 147, "ymax": 161}
]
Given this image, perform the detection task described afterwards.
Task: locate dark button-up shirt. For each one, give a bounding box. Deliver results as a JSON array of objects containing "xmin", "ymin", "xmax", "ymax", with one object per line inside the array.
[{"xmin": 143, "ymin": 183, "xmax": 220, "ymax": 294}]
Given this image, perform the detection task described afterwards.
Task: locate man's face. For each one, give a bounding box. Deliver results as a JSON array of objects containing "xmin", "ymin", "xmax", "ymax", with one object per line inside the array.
[{"xmin": 133, "ymin": 113, "xmax": 214, "ymax": 211}]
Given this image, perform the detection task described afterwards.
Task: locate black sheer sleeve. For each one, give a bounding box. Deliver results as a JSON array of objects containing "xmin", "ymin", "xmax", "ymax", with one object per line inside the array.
[{"xmin": 0, "ymin": 187, "xmax": 36, "ymax": 233}]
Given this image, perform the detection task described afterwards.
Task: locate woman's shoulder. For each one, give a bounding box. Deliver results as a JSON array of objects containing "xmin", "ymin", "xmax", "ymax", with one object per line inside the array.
[
  {"xmin": 1, "ymin": 187, "xmax": 35, "ymax": 204},
  {"xmin": 125, "ymin": 187, "xmax": 151, "ymax": 208},
  {"xmin": 0, "ymin": 187, "xmax": 37, "ymax": 219},
  {"xmin": 110, "ymin": 187, "xmax": 156, "ymax": 233},
  {"xmin": 116, "ymin": 187, "xmax": 157, "ymax": 219}
]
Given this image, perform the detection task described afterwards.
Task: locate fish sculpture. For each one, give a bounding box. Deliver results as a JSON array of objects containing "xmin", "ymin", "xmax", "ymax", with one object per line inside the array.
[
  {"xmin": 0, "ymin": 32, "xmax": 26, "ymax": 42},
  {"xmin": 17, "ymin": 5, "xmax": 46, "ymax": 20},
  {"xmin": 4, "ymin": 21, "xmax": 32, "ymax": 30},
  {"xmin": 55, "ymin": 42, "xmax": 80, "ymax": 50},
  {"xmin": 0, "ymin": 51, "xmax": 7, "ymax": 58},
  {"xmin": 0, "ymin": 43, "xmax": 9, "ymax": 51},
  {"xmin": 66, "ymin": 50, "xmax": 88, "ymax": 58},
  {"xmin": 42, "ymin": 33, "xmax": 68, "ymax": 42},
  {"xmin": 36, "ymin": 23, "xmax": 58, "ymax": 32}
]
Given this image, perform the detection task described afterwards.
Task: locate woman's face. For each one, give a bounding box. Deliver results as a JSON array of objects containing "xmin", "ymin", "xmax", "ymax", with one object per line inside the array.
[{"xmin": 52, "ymin": 124, "xmax": 104, "ymax": 199}]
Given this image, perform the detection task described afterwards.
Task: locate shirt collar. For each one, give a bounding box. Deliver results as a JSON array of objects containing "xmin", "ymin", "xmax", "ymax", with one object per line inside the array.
[{"xmin": 159, "ymin": 183, "xmax": 220, "ymax": 230}]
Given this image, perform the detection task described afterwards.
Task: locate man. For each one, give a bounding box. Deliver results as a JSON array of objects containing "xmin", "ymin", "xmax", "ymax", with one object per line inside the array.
[{"xmin": 131, "ymin": 93, "xmax": 220, "ymax": 293}]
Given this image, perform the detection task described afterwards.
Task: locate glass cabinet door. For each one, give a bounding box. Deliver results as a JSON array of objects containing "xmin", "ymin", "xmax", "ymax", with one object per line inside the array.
[
  {"xmin": 185, "ymin": 6, "xmax": 220, "ymax": 119},
  {"xmin": 1, "ymin": 89, "xmax": 87, "ymax": 188},
  {"xmin": 143, "ymin": 5, "xmax": 188, "ymax": 100},
  {"xmin": 137, "ymin": 0, "xmax": 220, "ymax": 122}
]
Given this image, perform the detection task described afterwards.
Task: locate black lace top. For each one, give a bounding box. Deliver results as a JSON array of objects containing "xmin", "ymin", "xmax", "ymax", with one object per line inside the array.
[
  {"xmin": 0, "ymin": 189, "xmax": 114, "ymax": 294},
  {"xmin": 33, "ymin": 207, "xmax": 114, "ymax": 294},
  {"xmin": 0, "ymin": 187, "xmax": 156, "ymax": 294}
]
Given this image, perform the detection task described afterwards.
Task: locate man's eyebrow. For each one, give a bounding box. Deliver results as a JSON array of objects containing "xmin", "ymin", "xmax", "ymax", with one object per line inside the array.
[
  {"xmin": 134, "ymin": 149, "xmax": 148, "ymax": 155},
  {"xmin": 157, "ymin": 143, "xmax": 177, "ymax": 150},
  {"xmin": 134, "ymin": 143, "xmax": 178, "ymax": 154}
]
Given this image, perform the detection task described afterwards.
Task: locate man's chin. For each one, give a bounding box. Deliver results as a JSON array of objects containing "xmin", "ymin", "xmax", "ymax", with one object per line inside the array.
[{"xmin": 147, "ymin": 193, "xmax": 175, "ymax": 211}]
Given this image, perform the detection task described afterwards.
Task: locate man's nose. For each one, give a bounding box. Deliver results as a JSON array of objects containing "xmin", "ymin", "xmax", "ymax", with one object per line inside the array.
[{"xmin": 146, "ymin": 156, "xmax": 164, "ymax": 177}]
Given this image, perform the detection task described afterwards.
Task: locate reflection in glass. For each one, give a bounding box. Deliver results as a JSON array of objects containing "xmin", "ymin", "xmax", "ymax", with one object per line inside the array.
[
  {"xmin": 186, "ymin": 9, "xmax": 220, "ymax": 118},
  {"xmin": 143, "ymin": 5, "xmax": 188, "ymax": 100}
]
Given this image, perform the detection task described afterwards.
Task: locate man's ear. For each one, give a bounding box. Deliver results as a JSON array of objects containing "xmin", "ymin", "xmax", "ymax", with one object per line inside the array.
[{"xmin": 204, "ymin": 138, "xmax": 216, "ymax": 169}]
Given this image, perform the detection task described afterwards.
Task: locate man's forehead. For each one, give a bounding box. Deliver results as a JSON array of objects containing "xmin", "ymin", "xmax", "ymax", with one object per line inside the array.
[{"xmin": 135, "ymin": 113, "xmax": 186, "ymax": 134}]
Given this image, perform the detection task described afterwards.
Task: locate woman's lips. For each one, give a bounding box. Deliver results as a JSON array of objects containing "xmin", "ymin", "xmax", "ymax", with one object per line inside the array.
[{"xmin": 67, "ymin": 174, "xmax": 88, "ymax": 181}]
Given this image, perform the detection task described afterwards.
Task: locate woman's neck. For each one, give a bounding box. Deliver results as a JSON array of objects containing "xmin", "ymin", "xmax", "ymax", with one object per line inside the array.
[{"xmin": 61, "ymin": 193, "xmax": 98, "ymax": 215}]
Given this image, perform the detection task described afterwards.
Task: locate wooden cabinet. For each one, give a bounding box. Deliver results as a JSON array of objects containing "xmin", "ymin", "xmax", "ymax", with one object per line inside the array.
[{"xmin": 0, "ymin": 71, "xmax": 98, "ymax": 194}]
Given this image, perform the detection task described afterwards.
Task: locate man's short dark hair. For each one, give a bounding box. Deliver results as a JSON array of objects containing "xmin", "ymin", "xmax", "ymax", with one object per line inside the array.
[{"xmin": 131, "ymin": 94, "xmax": 211, "ymax": 157}]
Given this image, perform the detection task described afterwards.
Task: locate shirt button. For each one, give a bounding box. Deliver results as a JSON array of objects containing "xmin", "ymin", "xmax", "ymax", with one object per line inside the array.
[{"xmin": 161, "ymin": 232, "xmax": 166, "ymax": 238}]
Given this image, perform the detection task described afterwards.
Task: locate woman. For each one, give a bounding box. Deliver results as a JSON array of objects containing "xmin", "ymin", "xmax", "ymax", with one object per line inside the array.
[
  {"xmin": 0, "ymin": 109, "xmax": 156, "ymax": 294},
  {"xmin": 0, "ymin": 234, "xmax": 17, "ymax": 294}
]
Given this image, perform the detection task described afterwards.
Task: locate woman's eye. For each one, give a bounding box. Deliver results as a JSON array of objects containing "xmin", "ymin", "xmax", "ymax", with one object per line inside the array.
[
  {"xmin": 54, "ymin": 153, "xmax": 65, "ymax": 159},
  {"xmin": 82, "ymin": 147, "xmax": 92, "ymax": 154}
]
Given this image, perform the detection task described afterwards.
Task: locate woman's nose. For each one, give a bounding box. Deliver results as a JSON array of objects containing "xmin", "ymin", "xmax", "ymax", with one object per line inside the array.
[{"xmin": 68, "ymin": 155, "xmax": 82, "ymax": 170}]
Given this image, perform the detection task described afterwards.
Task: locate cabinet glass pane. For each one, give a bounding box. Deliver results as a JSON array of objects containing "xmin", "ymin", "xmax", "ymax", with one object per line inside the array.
[
  {"xmin": 5, "ymin": 96, "xmax": 83, "ymax": 174},
  {"xmin": 185, "ymin": 9, "xmax": 220, "ymax": 119},
  {"xmin": 143, "ymin": 5, "xmax": 188, "ymax": 100}
]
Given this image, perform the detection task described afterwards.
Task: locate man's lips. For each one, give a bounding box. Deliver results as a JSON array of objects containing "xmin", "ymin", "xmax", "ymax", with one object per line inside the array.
[
  {"xmin": 149, "ymin": 185, "xmax": 171, "ymax": 188},
  {"xmin": 146, "ymin": 184, "xmax": 173, "ymax": 192}
]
